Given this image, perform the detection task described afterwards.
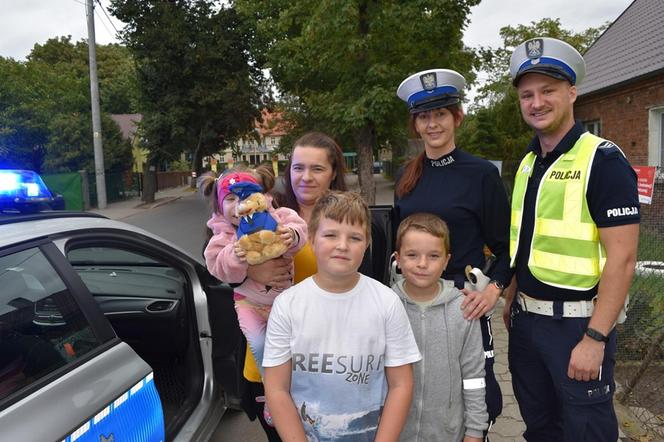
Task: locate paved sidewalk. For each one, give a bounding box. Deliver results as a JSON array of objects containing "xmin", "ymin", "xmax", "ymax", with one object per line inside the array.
[
  {"xmin": 488, "ymin": 300, "xmax": 526, "ymax": 441},
  {"xmin": 88, "ymin": 185, "xmax": 196, "ymax": 220}
]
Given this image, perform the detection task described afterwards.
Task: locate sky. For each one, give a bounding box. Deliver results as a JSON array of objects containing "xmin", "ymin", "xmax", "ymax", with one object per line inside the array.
[
  {"xmin": 0, "ymin": 0, "xmax": 123, "ymax": 60},
  {"xmin": 0, "ymin": 0, "xmax": 634, "ymax": 61},
  {"xmin": 0, "ymin": 0, "xmax": 634, "ymax": 103}
]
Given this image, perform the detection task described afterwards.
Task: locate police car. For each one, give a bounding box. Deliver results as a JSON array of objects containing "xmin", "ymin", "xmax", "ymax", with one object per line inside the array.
[
  {"xmin": 0, "ymin": 212, "xmax": 245, "ymax": 441},
  {"xmin": 0, "ymin": 169, "xmax": 65, "ymax": 213}
]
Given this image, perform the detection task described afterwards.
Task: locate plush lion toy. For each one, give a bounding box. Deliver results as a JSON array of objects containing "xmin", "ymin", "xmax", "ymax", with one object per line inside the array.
[{"xmin": 232, "ymin": 182, "xmax": 289, "ymax": 265}]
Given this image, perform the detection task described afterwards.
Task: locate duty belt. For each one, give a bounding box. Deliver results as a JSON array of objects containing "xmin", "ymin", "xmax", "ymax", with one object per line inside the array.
[{"xmin": 517, "ymin": 292, "xmax": 595, "ymax": 318}]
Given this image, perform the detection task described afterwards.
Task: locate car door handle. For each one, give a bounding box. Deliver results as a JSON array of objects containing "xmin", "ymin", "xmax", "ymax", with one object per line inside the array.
[{"xmin": 145, "ymin": 299, "xmax": 178, "ymax": 314}]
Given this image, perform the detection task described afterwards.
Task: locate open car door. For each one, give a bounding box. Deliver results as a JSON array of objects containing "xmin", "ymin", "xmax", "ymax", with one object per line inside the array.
[
  {"xmin": 199, "ymin": 269, "xmax": 250, "ymax": 413},
  {"xmin": 359, "ymin": 205, "xmax": 394, "ymax": 286}
]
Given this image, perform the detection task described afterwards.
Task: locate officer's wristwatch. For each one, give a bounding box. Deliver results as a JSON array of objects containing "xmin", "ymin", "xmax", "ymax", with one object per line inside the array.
[
  {"xmin": 585, "ymin": 327, "xmax": 609, "ymax": 343},
  {"xmin": 489, "ymin": 280, "xmax": 505, "ymax": 291}
]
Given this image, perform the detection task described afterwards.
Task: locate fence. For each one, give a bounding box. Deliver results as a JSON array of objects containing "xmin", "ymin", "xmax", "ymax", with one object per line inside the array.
[
  {"xmin": 87, "ymin": 170, "xmax": 141, "ymax": 207},
  {"xmin": 155, "ymin": 171, "xmax": 191, "ymax": 190},
  {"xmin": 41, "ymin": 170, "xmax": 192, "ymax": 210},
  {"xmin": 615, "ymin": 178, "xmax": 664, "ymax": 439},
  {"xmin": 42, "ymin": 172, "xmax": 85, "ymax": 211}
]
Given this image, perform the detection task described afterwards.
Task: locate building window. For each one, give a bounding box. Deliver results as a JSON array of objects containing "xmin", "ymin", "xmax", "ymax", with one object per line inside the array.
[
  {"xmin": 583, "ymin": 120, "xmax": 601, "ymax": 136},
  {"xmin": 648, "ymin": 106, "xmax": 664, "ymax": 168}
]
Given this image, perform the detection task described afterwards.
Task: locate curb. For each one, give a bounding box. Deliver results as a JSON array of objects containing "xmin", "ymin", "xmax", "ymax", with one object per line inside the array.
[{"xmin": 135, "ymin": 196, "xmax": 183, "ymax": 210}]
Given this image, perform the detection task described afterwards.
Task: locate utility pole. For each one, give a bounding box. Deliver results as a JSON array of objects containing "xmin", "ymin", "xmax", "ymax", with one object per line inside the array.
[{"xmin": 86, "ymin": 0, "xmax": 107, "ymax": 208}]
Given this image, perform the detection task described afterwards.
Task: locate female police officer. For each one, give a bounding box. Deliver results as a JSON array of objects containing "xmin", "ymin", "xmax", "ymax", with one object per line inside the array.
[{"xmin": 394, "ymin": 69, "xmax": 511, "ymax": 436}]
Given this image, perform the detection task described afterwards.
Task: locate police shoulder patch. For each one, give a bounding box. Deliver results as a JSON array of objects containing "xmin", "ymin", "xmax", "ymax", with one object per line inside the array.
[
  {"xmin": 598, "ymin": 140, "xmax": 617, "ymax": 150},
  {"xmin": 595, "ymin": 140, "xmax": 625, "ymax": 159}
]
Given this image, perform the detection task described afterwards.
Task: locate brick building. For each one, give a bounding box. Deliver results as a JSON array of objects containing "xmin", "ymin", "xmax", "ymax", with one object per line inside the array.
[
  {"xmin": 575, "ymin": 0, "xmax": 664, "ymax": 227},
  {"xmin": 233, "ymin": 109, "xmax": 291, "ymax": 165},
  {"xmin": 575, "ymin": 0, "xmax": 664, "ymax": 169}
]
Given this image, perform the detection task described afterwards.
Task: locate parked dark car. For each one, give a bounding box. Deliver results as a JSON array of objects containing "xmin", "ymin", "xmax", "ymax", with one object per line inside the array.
[
  {"xmin": 0, "ymin": 169, "xmax": 65, "ymax": 213},
  {"xmin": 351, "ymin": 161, "xmax": 383, "ymax": 174}
]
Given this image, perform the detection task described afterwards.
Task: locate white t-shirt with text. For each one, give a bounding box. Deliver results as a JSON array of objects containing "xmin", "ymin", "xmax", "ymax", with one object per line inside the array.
[{"xmin": 263, "ymin": 274, "xmax": 421, "ymax": 441}]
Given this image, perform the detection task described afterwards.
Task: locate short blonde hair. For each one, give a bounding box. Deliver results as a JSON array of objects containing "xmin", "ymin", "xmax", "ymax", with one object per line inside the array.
[
  {"xmin": 395, "ymin": 213, "xmax": 450, "ymax": 254},
  {"xmin": 309, "ymin": 191, "xmax": 371, "ymax": 245}
]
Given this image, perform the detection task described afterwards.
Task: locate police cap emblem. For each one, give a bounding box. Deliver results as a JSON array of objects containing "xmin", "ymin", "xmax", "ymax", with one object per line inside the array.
[
  {"xmin": 420, "ymin": 73, "xmax": 437, "ymax": 91},
  {"xmin": 526, "ymin": 39, "xmax": 543, "ymax": 60}
]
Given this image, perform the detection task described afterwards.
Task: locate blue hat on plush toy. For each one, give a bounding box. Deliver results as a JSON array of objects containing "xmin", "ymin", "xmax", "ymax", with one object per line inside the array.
[
  {"xmin": 510, "ymin": 37, "xmax": 586, "ymax": 86},
  {"xmin": 229, "ymin": 181, "xmax": 263, "ymax": 201},
  {"xmin": 397, "ymin": 69, "xmax": 466, "ymax": 114}
]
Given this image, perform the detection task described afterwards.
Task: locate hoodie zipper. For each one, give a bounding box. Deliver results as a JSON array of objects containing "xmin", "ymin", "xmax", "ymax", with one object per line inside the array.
[
  {"xmin": 443, "ymin": 304, "xmax": 452, "ymax": 408},
  {"xmin": 415, "ymin": 304, "xmax": 426, "ymax": 441}
]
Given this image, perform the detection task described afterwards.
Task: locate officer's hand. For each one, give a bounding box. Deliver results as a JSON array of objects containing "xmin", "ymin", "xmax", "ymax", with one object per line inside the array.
[
  {"xmin": 567, "ymin": 336, "xmax": 604, "ymax": 381},
  {"xmin": 460, "ymin": 286, "xmax": 500, "ymax": 320}
]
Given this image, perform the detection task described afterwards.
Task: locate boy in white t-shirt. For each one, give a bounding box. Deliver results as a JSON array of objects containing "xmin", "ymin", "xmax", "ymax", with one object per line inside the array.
[{"xmin": 263, "ymin": 191, "xmax": 422, "ymax": 442}]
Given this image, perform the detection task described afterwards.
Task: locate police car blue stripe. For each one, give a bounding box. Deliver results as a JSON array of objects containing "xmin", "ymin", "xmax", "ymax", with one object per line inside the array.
[{"xmin": 62, "ymin": 372, "xmax": 165, "ymax": 442}]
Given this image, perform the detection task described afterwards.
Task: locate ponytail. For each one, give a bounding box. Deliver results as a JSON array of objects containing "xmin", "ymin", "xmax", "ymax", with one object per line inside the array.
[
  {"xmin": 252, "ymin": 163, "xmax": 276, "ymax": 193},
  {"xmin": 198, "ymin": 172, "xmax": 221, "ymax": 214}
]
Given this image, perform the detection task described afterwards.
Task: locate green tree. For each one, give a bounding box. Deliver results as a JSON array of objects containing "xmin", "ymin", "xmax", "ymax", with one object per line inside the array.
[
  {"xmin": 0, "ymin": 38, "xmax": 135, "ymax": 173},
  {"xmin": 110, "ymin": 0, "xmax": 263, "ymax": 201},
  {"xmin": 29, "ymin": 36, "xmax": 140, "ymax": 114},
  {"xmin": 0, "ymin": 58, "xmax": 49, "ymax": 170},
  {"xmin": 236, "ymin": 0, "xmax": 480, "ymax": 203}
]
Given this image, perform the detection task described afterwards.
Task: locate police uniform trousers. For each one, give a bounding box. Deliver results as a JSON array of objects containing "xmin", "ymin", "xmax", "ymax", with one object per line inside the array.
[{"xmin": 508, "ymin": 300, "xmax": 618, "ymax": 441}]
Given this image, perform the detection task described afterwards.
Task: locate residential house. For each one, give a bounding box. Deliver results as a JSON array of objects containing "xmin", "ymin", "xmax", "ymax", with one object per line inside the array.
[
  {"xmin": 575, "ymin": 0, "xmax": 664, "ymax": 169},
  {"xmin": 236, "ymin": 109, "xmax": 290, "ymax": 165},
  {"xmin": 205, "ymin": 109, "xmax": 291, "ymax": 173},
  {"xmin": 574, "ymin": 0, "xmax": 664, "ymax": 224},
  {"xmin": 110, "ymin": 114, "xmax": 146, "ymax": 173}
]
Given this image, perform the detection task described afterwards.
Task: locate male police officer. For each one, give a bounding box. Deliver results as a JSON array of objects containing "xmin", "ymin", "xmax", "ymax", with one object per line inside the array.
[{"xmin": 504, "ymin": 37, "xmax": 640, "ymax": 441}]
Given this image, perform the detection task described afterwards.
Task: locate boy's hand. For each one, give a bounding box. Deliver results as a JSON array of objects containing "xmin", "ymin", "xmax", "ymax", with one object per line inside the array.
[
  {"xmin": 463, "ymin": 437, "xmax": 483, "ymax": 442},
  {"xmin": 233, "ymin": 242, "xmax": 247, "ymax": 261},
  {"xmin": 277, "ymin": 225, "xmax": 295, "ymax": 247}
]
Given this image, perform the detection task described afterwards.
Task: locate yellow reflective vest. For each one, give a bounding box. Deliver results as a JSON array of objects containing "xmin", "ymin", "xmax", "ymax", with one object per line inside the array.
[{"xmin": 510, "ymin": 132, "xmax": 608, "ymax": 290}]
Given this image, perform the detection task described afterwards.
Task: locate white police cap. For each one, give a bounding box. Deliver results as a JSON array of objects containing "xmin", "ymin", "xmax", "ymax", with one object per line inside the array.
[
  {"xmin": 397, "ymin": 69, "xmax": 465, "ymax": 114},
  {"xmin": 510, "ymin": 37, "xmax": 586, "ymax": 86}
]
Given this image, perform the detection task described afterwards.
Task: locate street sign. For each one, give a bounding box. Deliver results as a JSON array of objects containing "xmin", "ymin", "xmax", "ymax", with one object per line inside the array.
[{"xmin": 633, "ymin": 166, "xmax": 656, "ymax": 204}]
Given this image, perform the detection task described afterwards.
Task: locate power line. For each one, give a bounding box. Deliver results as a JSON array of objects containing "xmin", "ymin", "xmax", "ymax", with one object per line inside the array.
[
  {"xmin": 94, "ymin": 7, "xmax": 114, "ymax": 38},
  {"xmin": 95, "ymin": 0, "xmax": 120, "ymax": 35}
]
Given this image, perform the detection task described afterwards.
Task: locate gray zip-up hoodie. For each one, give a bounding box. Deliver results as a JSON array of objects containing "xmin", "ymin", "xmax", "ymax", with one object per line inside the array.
[{"xmin": 392, "ymin": 280, "xmax": 488, "ymax": 441}]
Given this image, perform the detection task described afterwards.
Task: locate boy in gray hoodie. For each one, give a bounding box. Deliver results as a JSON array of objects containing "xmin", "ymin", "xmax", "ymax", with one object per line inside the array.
[{"xmin": 392, "ymin": 213, "xmax": 488, "ymax": 441}]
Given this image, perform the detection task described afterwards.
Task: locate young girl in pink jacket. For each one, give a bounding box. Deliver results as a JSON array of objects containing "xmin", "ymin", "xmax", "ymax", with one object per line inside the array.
[{"xmin": 201, "ymin": 165, "xmax": 307, "ymax": 424}]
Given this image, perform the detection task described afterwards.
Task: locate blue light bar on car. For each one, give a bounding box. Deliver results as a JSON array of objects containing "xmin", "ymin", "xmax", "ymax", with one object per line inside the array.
[
  {"xmin": 0, "ymin": 170, "xmax": 51, "ymax": 198},
  {"xmin": 0, "ymin": 171, "xmax": 20, "ymax": 194}
]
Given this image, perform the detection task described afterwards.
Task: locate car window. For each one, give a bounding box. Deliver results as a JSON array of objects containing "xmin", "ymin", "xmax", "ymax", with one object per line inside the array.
[
  {"xmin": 0, "ymin": 247, "xmax": 103, "ymax": 402},
  {"xmin": 68, "ymin": 247, "xmax": 162, "ymax": 266},
  {"xmin": 67, "ymin": 246, "xmax": 185, "ymax": 299}
]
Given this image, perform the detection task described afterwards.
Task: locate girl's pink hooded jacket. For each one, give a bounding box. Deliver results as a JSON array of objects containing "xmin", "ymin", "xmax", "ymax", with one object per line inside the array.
[{"xmin": 203, "ymin": 197, "xmax": 307, "ymax": 305}]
